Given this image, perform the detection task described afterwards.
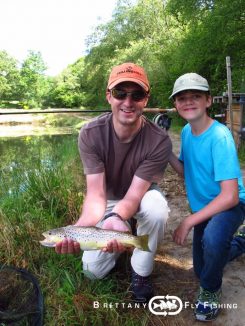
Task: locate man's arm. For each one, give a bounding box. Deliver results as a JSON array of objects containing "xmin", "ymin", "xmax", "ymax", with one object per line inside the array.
[
  {"xmin": 75, "ymin": 173, "xmax": 107, "ymax": 226},
  {"xmin": 55, "ymin": 172, "xmax": 107, "ymax": 254},
  {"xmin": 173, "ymin": 179, "xmax": 239, "ymax": 245},
  {"xmin": 102, "ymin": 175, "xmax": 151, "ymax": 252},
  {"xmin": 111, "ymin": 175, "xmax": 152, "ymax": 220}
]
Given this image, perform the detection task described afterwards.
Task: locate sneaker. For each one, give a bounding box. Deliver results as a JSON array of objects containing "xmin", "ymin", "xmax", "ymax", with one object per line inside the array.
[
  {"xmin": 234, "ymin": 224, "xmax": 245, "ymax": 239},
  {"xmin": 131, "ymin": 269, "xmax": 154, "ymax": 303},
  {"xmin": 194, "ymin": 286, "xmax": 222, "ymax": 321}
]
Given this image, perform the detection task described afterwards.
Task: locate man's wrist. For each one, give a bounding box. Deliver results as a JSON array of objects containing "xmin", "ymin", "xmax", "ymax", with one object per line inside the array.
[{"xmin": 104, "ymin": 212, "xmax": 124, "ymax": 221}]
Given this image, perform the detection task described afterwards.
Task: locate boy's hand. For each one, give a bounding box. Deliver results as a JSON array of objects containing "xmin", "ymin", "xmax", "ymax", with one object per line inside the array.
[{"xmin": 173, "ymin": 218, "xmax": 192, "ymax": 245}]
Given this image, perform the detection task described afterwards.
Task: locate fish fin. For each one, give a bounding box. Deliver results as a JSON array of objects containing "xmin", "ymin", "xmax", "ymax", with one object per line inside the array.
[{"xmin": 137, "ymin": 234, "xmax": 150, "ymax": 252}]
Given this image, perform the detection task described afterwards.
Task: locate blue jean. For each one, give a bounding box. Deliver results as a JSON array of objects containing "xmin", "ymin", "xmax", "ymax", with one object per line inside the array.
[{"xmin": 193, "ymin": 202, "xmax": 245, "ymax": 292}]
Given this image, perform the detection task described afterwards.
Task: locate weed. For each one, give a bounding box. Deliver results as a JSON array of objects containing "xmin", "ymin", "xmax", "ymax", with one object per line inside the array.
[{"xmin": 0, "ymin": 135, "xmax": 145, "ymax": 325}]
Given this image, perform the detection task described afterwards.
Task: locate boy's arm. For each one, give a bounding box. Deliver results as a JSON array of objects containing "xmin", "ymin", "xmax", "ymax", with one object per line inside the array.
[
  {"xmin": 168, "ymin": 152, "xmax": 184, "ymax": 177},
  {"xmin": 173, "ymin": 179, "xmax": 239, "ymax": 245}
]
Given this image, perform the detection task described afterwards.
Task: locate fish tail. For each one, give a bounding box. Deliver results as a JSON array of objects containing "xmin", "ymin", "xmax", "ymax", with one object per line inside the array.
[{"xmin": 137, "ymin": 234, "xmax": 150, "ymax": 252}]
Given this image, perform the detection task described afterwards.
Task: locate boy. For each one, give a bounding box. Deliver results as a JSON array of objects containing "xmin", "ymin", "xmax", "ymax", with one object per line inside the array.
[{"xmin": 169, "ymin": 73, "xmax": 245, "ymax": 321}]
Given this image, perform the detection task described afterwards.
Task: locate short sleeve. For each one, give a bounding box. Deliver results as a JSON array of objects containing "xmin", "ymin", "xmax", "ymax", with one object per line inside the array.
[
  {"xmin": 212, "ymin": 136, "xmax": 241, "ymax": 181},
  {"xmin": 78, "ymin": 127, "xmax": 105, "ymax": 174},
  {"xmin": 135, "ymin": 135, "xmax": 172, "ymax": 183}
]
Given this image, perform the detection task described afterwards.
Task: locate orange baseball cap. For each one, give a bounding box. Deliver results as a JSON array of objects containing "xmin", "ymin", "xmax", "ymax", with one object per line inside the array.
[{"xmin": 107, "ymin": 62, "xmax": 150, "ymax": 92}]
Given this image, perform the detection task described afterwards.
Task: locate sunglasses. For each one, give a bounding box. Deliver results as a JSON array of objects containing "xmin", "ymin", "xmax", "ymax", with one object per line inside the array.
[{"xmin": 110, "ymin": 88, "xmax": 148, "ymax": 102}]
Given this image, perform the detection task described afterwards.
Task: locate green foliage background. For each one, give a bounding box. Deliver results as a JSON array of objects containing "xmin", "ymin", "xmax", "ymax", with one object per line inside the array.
[{"xmin": 0, "ymin": 0, "xmax": 244, "ymax": 109}]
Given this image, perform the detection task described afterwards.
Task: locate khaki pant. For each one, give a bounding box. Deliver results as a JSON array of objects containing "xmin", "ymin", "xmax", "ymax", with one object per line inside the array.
[{"xmin": 82, "ymin": 188, "xmax": 170, "ymax": 279}]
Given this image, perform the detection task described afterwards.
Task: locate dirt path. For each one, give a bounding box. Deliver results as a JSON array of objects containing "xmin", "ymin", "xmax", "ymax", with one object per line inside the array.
[{"xmin": 152, "ymin": 131, "xmax": 245, "ymax": 326}]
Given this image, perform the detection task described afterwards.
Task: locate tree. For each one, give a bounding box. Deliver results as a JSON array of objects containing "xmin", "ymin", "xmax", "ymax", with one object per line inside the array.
[
  {"xmin": 0, "ymin": 51, "xmax": 21, "ymax": 103},
  {"xmin": 2, "ymin": 0, "xmax": 243, "ymax": 110},
  {"xmin": 19, "ymin": 50, "xmax": 49, "ymax": 108},
  {"xmin": 82, "ymin": 0, "xmax": 176, "ymax": 108},
  {"xmin": 79, "ymin": 0, "xmax": 244, "ymax": 108},
  {"xmin": 46, "ymin": 58, "xmax": 87, "ymax": 108},
  {"xmin": 165, "ymin": 0, "xmax": 245, "ymax": 96}
]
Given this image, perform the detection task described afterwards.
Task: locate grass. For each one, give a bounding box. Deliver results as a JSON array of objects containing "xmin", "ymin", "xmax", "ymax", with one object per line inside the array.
[
  {"xmin": 28, "ymin": 111, "xmax": 100, "ymax": 131},
  {"xmin": 0, "ymin": 137, "xmax": 149, "ymax": 326},
  {"xmin": 43, "ymin": 113, "xmax": 89, "ymax": 130}
]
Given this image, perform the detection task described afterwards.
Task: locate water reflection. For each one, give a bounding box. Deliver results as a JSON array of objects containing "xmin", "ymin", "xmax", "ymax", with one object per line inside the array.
[
  {"xmin": 0, "ymin": 125, "xmax": 75, "ymax": 138},
  {"xmin": 0, "ymin": 133, "xmax": 80, "ymax": 197}
]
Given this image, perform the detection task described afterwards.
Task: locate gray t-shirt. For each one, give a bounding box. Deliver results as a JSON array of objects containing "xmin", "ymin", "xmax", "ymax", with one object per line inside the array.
[{"xmin": 78, "ymin": 113, "xmax": 172, "ymax": 200}]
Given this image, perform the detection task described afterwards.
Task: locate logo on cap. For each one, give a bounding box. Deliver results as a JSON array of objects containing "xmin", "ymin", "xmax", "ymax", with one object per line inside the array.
[
  {"xmin": 107, "ymin": 62, "xmax": 150, "ymax": 91},
  {"xmin": 117, "ymin": 65, "xmax": 143, "ymax": 77}
]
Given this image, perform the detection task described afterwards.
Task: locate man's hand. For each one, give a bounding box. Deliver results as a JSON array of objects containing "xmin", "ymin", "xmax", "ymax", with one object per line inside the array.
[
  {"xmin": 102, "ymin": 215, "xmax": 130, "ymax": 253},
  {"xmin": 55, "ymin": 215, "xmax": 99, "ymax": 255},
  {"xmin": 55, "ymin": 220, "xmax": 88, "ymax": 254},
  {"xmin": 55, "ymin": 238, "xmax": 81, "ymax": 255}
]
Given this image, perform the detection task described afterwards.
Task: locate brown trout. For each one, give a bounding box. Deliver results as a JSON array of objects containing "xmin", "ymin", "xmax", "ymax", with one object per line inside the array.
[{"xmin": 40, "ymin": 225, "xmax": 150, "ymax": 251}]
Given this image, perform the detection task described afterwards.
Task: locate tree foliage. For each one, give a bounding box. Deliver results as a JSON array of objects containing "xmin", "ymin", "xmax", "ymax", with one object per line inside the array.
[
  {"xmin": 45, "ymin": 58, "xmax": 87, "ymax": 108},
  {"xmin": 0, "ymin": 51, "xmax": 20, "ymax": 102},
  {"xmin": 0, "ymin": 0, "xmax": 244, "ymax": 109},
  {"xmin": 79, "ymin": 0, "xmax": 245, "ymax": 108},
  {"xmin": 19, "ymin": 50, "xmax": 49, "ymax": 108},
  {"xmin": 165, "ymin": 0, "xmax": 245, "ymax": 96}
]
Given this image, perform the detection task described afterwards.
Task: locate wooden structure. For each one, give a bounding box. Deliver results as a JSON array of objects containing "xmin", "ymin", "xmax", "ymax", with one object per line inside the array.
[{"xmin": 213, "ymin": 93, "xmax": 245, "ymax": 148}]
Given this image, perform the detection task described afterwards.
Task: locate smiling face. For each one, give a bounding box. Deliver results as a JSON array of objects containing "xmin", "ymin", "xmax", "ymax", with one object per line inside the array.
[
  {"xmin": 106, "ymin": 82, "xmax": 149, "ymax": 129},
  {"xmin": 174, "ymin": 90, "xmax": 212, "ymax": 123}
]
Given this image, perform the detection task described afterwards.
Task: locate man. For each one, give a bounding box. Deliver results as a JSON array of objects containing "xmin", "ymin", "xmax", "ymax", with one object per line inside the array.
[
  {"xmin": 56, "ymin": 62, "xmax": 172, "ymax": 303},
  {"xmin": 168, "ymin": 73, "xmax": 245, "ymax": 321}
]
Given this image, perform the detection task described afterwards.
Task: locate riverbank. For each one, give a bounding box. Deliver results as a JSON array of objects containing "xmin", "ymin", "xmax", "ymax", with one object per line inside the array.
[
  {"xmin": 0, "ymin": 113, "xmax": 47, "ymax": 125},
  {"xmin": 0, "ymin": 112, "xmax": 90, "ymax": 137}
]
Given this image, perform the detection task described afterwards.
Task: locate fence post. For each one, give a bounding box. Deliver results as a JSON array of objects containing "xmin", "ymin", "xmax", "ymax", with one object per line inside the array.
[{"xmin": 226, "ymin": 56, "xmax": 234, "ymax": 137}]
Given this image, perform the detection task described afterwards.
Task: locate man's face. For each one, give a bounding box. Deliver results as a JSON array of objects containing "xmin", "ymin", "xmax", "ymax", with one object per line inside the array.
[
  {"xmin": 106, "ymin": 82, "xmax": 149, "ymax": 127},
  {"xmin": 174, "ymin": 90, "xmax": 212, "ymax": 122}
]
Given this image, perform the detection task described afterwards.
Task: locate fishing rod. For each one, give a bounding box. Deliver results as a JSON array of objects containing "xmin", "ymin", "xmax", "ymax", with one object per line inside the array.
[
  {"xmin": 0, "ymin": 108, "xmax": 176, "ymax": 115},
  {"xmin": 0, "ymin": 108, "xmax": 176, "ymax": 130}
]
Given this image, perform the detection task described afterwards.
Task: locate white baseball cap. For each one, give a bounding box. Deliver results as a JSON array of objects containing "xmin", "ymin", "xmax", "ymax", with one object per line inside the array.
[{"xmin": 170, "ymin": 73, "xmax": 210, "ymax": 99}]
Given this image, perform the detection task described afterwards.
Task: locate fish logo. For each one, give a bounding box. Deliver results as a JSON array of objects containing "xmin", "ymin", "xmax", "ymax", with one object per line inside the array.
[{"xmin": 148, "ymin": 295, "xmax": 183, "ymax": 316}]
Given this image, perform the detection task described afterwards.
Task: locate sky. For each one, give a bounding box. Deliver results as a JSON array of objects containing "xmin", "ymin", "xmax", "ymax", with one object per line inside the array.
[{"xmin": 0, "ymin": 0, "xmax": 118, "ymax": 76}]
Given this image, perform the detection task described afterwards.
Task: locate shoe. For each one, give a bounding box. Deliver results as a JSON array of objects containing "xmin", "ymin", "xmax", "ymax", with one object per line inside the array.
[
  {"xmin": 234, "ymin": 224, "xmax": 245, "ymax": 239},
  {"xmin": 131, "ymin": 269, "xmax": 154, "ymax": 303},
  {"xmin": 194, "ymin": 286, "xmax": 222, "ymax": 321}
]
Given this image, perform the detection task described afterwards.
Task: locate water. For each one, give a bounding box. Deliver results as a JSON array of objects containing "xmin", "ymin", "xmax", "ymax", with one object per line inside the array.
[
  {"xmin": 0, "ymin": 124, "xmax": 75, "ymax": 138},
  {"xmin": 0, "ymin": 132, "xmax": 80, "ymax": 197}
]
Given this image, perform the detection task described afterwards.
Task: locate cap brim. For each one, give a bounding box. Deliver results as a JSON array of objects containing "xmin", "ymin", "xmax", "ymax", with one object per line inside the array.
[
  {"xmin": 108, "ymin": 78, "xmax": 149, "ymax": 92},
  {"xmin": 169, "ymin": 86, "xmax": 209, "ymax": 99}
]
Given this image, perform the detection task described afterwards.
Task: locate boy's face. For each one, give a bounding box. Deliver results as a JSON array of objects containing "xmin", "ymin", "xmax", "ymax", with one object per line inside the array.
[{"xmin": 174, "ymin": 90, "xmax": 212, "ymax": 122}]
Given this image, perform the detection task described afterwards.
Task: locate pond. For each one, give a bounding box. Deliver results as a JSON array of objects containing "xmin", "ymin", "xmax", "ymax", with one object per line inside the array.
[{"xmin": 0, "ymin": 128, "xmax": 82, "ymax": 198}]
